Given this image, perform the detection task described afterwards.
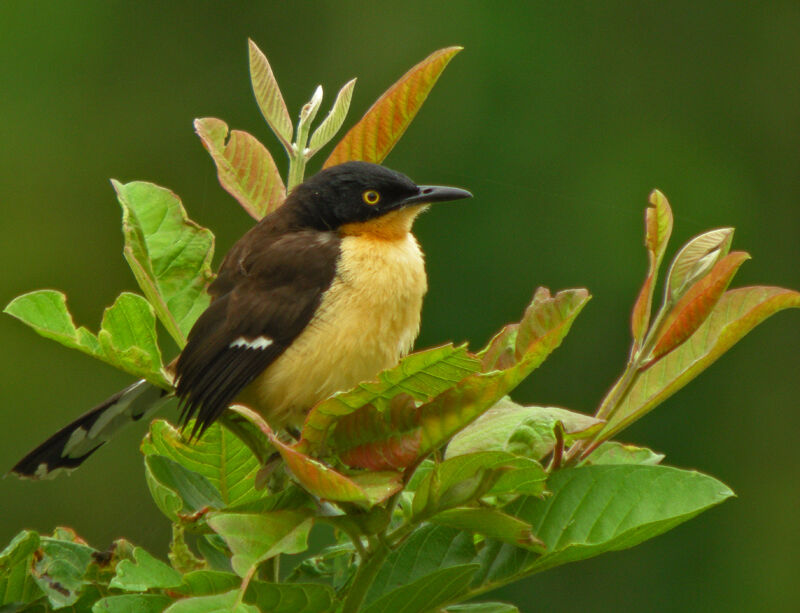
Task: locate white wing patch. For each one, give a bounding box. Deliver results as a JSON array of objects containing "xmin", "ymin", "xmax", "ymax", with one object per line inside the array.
[{"xmin": 230, "ymin": 336, "xmax": 274, "ymax": 350}]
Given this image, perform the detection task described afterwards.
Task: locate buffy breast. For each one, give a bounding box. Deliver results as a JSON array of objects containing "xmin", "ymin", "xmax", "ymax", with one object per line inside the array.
[{"xmin": 240, "ymin": 232, "xmax": 427, "ymax": 428}]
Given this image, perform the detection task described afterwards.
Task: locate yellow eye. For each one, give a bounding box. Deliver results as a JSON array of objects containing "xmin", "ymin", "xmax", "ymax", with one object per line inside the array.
[{"xmin": 362, "ymin": 190, "xmax": 381, "ymax": 205}]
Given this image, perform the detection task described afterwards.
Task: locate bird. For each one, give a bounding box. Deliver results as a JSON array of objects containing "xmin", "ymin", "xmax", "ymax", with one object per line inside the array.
[{"xmin": 10, "ymin": 161, "xmax": 472, "ymax": 479}]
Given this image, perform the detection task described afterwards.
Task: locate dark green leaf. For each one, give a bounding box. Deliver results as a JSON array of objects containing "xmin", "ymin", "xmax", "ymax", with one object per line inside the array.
[
  {"xmin": 245, "ymin": 582, "xmax": 335, "ymax": 613},
  {"xmin": 109, "ymin": 547, "xmax": 182, "ymax": 591},
  {"xmin": 445, "ymin": 604, "xmax": 519, "ymax": 613},
  {"xmin": 113, "ymin": 180, "xmax": 214, "ymax": 347},
  {"xmin": 363, "ymin": 564, "xmax": 479, "ymax": 613},
  {"xmin": 92, "ymin": 594, "xmax": 173, "ymax": 613},
  {"xmin": 367, "ymin": 526, "xmax": 476, "ymax": 606}
]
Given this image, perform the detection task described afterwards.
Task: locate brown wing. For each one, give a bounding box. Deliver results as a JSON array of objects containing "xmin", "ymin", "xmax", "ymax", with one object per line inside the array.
[{"xmin": 175, "ymin": 228, "xmax": 340, "ymax": 436}]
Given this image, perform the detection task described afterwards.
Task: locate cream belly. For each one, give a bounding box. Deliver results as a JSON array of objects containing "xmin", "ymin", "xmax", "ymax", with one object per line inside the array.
[{"xmin": 240, "ymin": 231, "xmax": 427, "ymax": 428}]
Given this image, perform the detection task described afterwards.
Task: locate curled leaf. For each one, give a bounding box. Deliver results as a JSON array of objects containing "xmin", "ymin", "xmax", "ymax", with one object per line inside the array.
[
  {"xmin": 194, "ymin": 117, "xmax": 286, "ymax": 220},
  {"xmin": 631, "ymin": 189, "xmax": 673, "ymax": 348},
  {"xmin": 665, "ymin": 227, "xmax": 734, "ymax": 304}
]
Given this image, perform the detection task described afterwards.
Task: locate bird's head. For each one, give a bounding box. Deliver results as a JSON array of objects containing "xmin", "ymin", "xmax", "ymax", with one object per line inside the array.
[{"xmin": 287, "ymin": 161, "xmax": 472, "ymax": 237}]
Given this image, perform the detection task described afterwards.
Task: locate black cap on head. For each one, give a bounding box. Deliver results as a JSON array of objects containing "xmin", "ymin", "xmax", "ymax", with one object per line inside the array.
[{"xmin": 287, "ymin": 161, "xmax": 472, "ymax": 229}]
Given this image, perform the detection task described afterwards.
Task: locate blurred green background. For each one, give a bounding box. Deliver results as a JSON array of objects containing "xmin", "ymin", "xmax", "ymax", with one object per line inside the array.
[{"xmin": 2, "ymin": 1, "xmax": 798, "ymax": 611}]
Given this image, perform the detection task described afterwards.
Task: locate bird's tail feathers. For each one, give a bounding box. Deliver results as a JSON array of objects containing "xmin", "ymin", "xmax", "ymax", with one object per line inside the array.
[{"xmin": 9, "ymin": 380, "xmax": 169, "ymax": 480}]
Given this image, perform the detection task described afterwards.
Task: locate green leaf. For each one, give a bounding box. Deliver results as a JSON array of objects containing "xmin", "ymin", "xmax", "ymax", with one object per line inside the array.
[
  {"xmin": 665, "ymin": 227, "xmax": 734, "ymax": 305},
  {"xmin": 113, "ymin": 179, "xmax": 214, "ymax": 347},
  {"xmin": 445, "ymin": 604, "xmax": 519, "ymax": 613},
  {"xmin": 302, "ymin": 344, "xmax": 481, "ymax": 452},
  {"xmin": 248, "ymin": 39, "xmax": 294, "ymax": 152},
  {"xmin": 412, "ymin": 452, "xmax": 535, "ymax": 520},
  {"xmin": 92, "ymin": 594, "xmax": 173, "ymax": 613},
  {"xmin": 4, "ymin": 290, "xmax": 100, "ymax": 356},
  {"xmin": 631, "ymin": 189, "xmax": 673, "ymax": 349},
  {"xmin": 431, "ymin": 508, "xmax": 544, "ymax": 551},
  {"xmin": 144, "ymin": 455, "xmax": 224, "ymax": 522},
  {"xmin": 307, "ymin": 79, "xmax": 357, "ymax": 156},
  {"xmin": 585, "ymin": 441, "xmax": 664, "ymax": 465},
  {"xmin": 325, "ymin": 47, "xmax": 462, "ymax": 167},
  {"xmin": 30, "ymin": 537, "xmax": 95, "ymax": 608},
  {"xmin": 245, "ymin": 582, "xmax": 335, "ymax": 613},
  {"xmin": 98, "ymin": 293, "xmax": 168, "ymax": 386},
  {"xmin": 175, "ymin": 570, "xmax": 240, "ymax": 596},
  {"xmin": 194, "ymin": 117, "xmax": 286, "ymax": 220},
  {"xmin": 164, "ymin": 590, "xmax": 258, "ymax": 613},
  {"xmin": 207, "ymin": 511, "xmax": 312, "ymax": 577},
  {"xmin": 367, "ymin": 526, "xmax": 476, "ymax": 606},
  {"xmin": 446, "ymin": 398, "xmax": 603, "ymax": 461},
  {"xmin": 141, "ymin": 420, "xmax": 268, "ymax": 508},
  {"xmin": 0, "ymin": 530, "xmax": 43, "ymax": 606},
  {"xmin": 109, "ymin": 547, "xmax": 182, "ymax": 591},
  {"xmin": 601, "ymin": 286, "xmax": 800, "ymax": 440},
  {"xmin": 3, "ymin": 290, "xmax": 168, "ymax": 387},
  {"xmin": 474, "ymin": 465, "xmax": 734, "ymax": 588},
  {"xmin": 363, "ymin": 564, "xmax": 479, "ymax": 613}
]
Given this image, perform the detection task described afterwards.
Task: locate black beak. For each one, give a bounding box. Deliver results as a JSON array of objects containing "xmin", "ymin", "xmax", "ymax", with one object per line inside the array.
[{"xmin": 399, "ymin": 185, "xmax": 473, "ymax": 207}]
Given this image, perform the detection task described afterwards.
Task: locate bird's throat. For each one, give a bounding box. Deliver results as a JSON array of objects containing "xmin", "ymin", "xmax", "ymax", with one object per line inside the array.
[{"xmin": 339, "ymin": 204, "xmax": 428, "ymax": 240}]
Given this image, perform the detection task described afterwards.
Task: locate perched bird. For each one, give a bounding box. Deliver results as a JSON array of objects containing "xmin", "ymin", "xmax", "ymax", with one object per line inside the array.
[{"xmin": 11, "ymin": 161, "xmax": 471, "ymax": 479}]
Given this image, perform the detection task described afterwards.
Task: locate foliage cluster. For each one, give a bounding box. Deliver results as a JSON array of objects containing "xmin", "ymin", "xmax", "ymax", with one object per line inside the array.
[{"xmin": 2, "ymin": 42, "xmax": 798, "ymax": 612}]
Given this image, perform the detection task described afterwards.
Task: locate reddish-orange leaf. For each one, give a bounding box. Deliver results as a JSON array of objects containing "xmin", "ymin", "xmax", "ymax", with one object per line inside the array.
[
  {"xmin": 648, "ymin": 251, "xmax": 750, "ymax": 361},
  {"xmin": 323, "ymin": 47, "xmax": 462, "ymax": 168},
  {"xmin": 601, "ymin": 286, "xmax": 800, "ymax": 440},
  {"xmin": 194, "ymin": 117, "xmax": 286, "ymax": 220},
  {"xmin": 331, "ymin": 395, "xmax": 423, "ymax": 470}
]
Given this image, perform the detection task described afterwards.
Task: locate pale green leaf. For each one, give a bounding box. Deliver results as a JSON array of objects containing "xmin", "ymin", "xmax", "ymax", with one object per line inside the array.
[
  {"xmin": 307, "ymin": 79, "xmax": 356, "ymax": 156},
  {"xmin": 109, "ymin": 547, "xmax": 182, "ymax": 591},
  {"xmin": 431, "ymin": 508, "xmax": 544, "ymax": 551},
  {"xmin": 113, "ymin": 179, "xmax": 214, "ymax": 346},
  {"xmin": 248, "ymin": 39, "xmax": 293, "ymax": 151},
  {"xmin": 0, "ymin": 530, "xmax": 43, "ymax": 606},
  {"xmin": 447, "ymin": 398, "xmax": 603, "ymax": 461},
  {"xmin": 666, "ymin": 227, "xmax": 734, "ymax": 304},
  {"xmin": 207, "ymin": 511, "xmax": 311, "ymax": 577},
  {"xmin": 586, "ymin": 441, "xmax": 664, "ymax": 465},
  {"xmin": 30, "ymin": 538, "xmax": 95, "ymax": 608}
]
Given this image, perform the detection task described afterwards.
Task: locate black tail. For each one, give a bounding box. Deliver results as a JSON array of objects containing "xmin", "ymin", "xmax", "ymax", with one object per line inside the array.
[{"xmin": 10, "ymin": 380, "xmax": 169, "ymax": 480}]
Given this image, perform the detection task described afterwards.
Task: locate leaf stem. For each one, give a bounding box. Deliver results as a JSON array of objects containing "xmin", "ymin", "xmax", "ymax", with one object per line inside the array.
[{"xmin": 341, "ymin": 539, "xmax": 391, "ymax": 613}]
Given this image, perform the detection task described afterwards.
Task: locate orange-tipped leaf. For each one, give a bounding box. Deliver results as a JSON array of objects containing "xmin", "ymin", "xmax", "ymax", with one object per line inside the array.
[{"xmin": 323, "ymin": 46, "xmax": 462, "ymax": 167}]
